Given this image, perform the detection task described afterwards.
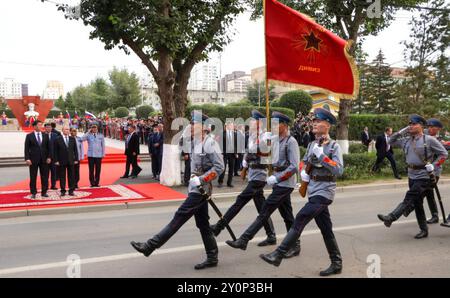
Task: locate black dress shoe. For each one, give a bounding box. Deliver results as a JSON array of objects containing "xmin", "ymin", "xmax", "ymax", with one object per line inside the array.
[
  {"xmin": 377, "ymin": 214, "xmax": 393, "ymax": 227},
  {"xmin": 225, "ymin": 239, "xmax": 248, "ymax": 250},
  {"xmin": 260, "ymin": 250, "xmax": 283, "ymax": 267},
  {"xmin": 227, "ymin": 184, "xmax": 234, "ymax": 188},
  {"xmin": 130, "ymin": 175, "xmax": 137, "ymax": 179},
  {"xmin": 130, "ymin": 241, "xmax": 154, "ymax": 257},
  {"xmin": 135, "ymin": 168, "xmax": 142, "ymax": 176},
  {"xmin": 51, "ymin": 187, "xmax": 58, "ymax": 190},
  {"xmin": 427, "ymin": 215, "xmax": 439, "ymax": 224},
  {"xmin": 68, "ymin": 192, "xmax": 75, "ymax": 196},
  {"xmin": 414, "ymin": 230, "xmax": 428, "ymax": 239},
  {"xmin": 319, "ymin": 263, "xmax": 342, "ymax": 276},
  {"xmin": 31, "ymin": 194, "xmax": 36, "ymax": 199},
  {"xmin": 41, "ymin": 193, "xmax": 49, "ymax": 198},
  {"xmin": 120, "ymin": 176, "xmax": 129, "ymax": 179},
  {"xmin": 61, "ymin": 191, "xmax": 66, "ymax": 196},
  {"xmin": 257, "ymin": 236, "xmax": 277, "ymax": 247}
]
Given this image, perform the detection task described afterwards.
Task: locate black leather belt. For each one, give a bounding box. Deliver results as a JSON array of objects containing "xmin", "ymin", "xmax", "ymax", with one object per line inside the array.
[
  {"xmin": 311, "ymin": 175, "xmax": 336, "ymax": 182},
  {"xmin": 249, "ymin": 164, "xmax": 268, "ymax": 169},
  {"xmin": 408, "ymin": 164, "xmax": 426, "ymax": 170},
  {"xmin": 273, "ymin": 166, "xmax": 288, "ymax": 172}
]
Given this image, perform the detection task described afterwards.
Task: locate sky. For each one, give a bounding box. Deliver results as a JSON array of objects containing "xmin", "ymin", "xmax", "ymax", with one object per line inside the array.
[{"xmin": 0, "ymin": 0, "xmax": 427, "ymax": 96}]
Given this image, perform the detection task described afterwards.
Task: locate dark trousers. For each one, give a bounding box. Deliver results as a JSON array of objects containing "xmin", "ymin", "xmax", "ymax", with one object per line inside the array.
[
  {"xmin": 241, "ymin": 186, "xmax": 294, "ymax": 241},
  {"xmin": 372, "ymin": 152, "xmax": 399, "ymax": 176},
  {"xmin": 147, "ymin": 192, "xmax": 216, "ymax": 252},
  {"xmin": 223, "ymin": 180, "xmax": 275, "ymax": 237},
  {"xmin": 50, "ymin": 163, "xmax": 58, "ymax": 188},
  {"xmin": 88, "ymin": 157, "xmax": 102, "ymax": 186},
  {"xmin": 184, "ymin": 157, "xmax": 191, "ymax": 184},
  {"xmin": 151, "ymin": 153, "xmax": 161, "ymax": 177},
  {"xmin": 124, "ymin": 154, "xmax": 142, "ymax": 176},
  {"xmin": 235, "ymin": 154, "xmax": 243, "ymax": 175},
  {"xmin": 425, "ymin": 176, "xmax": 439, "ymax": 216},
  {"xmin": 29, "ymin": 163, "xmax": 49, "ymax": 195},
  {"xmin": 218, "ymin": 154, "xmax": 235, "ymax": 185},
  {"xmin": 59, "ymin": 164, "xmax": 75, "ymax": 192},
  {"xmin": 74, "ymin": 163, "xmax": 80, "ymax": 187},
  {"xmin": 390, "ymin": 179, "xmax": 432, "ymax": 231}
]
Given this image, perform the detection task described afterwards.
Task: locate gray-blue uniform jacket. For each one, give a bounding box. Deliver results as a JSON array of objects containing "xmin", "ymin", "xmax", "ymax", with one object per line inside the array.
[
  {"xmin": 271, "ymin": 134, "xmax": 300, "ymax": 189},
  {"xmin": 81, "ymin": 133, "xmax": 105, "ymax": 158},
  {"xmin": 390, "ymin": 132, "xmax": 447, "ymax": 180},
  {"xmin": 244, "ymin": 132, "xmax": 269, "ymax": 182},
  {"xmin": 189, "ymin": 134, "xmax": 225, "ymax": 195},
  {"xmin": 303, "ymin": 138, "xmax": 344, "ymax": 201}
]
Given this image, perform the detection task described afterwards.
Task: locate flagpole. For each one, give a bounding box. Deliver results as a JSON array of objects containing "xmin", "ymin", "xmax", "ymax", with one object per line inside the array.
[{"xmin": 264, "ymin": 0, "xmax": 270, "ymax": 131}]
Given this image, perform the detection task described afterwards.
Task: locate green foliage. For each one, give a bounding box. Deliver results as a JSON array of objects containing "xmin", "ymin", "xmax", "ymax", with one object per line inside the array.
[
  {"xmin": 186, "ymin": 104, "xmax": 295, "ymax": 123},
  {"xmin": 226, "ymin": 99, "xmax": 253, "ymax": 107},
  {"xmin": 349, "ymin": 143, "xmax": 368, "ymax": 154},
  {"xmin": 135, "ymin": 105, "xmax": 155, "ymax": 119},
  {"xmin": 246, "ymin": 81, "xmax": 277, "ymax": 106},
  {"xmin": 109, "ymin": 68, "xmax": 141, "ymax": 109},
  {"xmin": 348, "ymin": 114, "xmax": 408, "ymax": 141},
  {"xmin": 88, "ymin": 78, "xmax": 111, "ymax": 113},
  {"xmin": 114, "ymin": 106, "xmax": 130, "ymax": 118},
  {"xmin": 55, "ymin": 96, "xmax": 65, "ymax": 111},
  {"xmin": 278, "ymin": 90, "xmax": 312, "ymax": 116}
]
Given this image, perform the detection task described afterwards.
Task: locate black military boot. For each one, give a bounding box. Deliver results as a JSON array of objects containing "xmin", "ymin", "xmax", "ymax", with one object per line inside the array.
[
  {"xmin": 377, "ymin": 202, "xmax": 406, "ymax": 227},
  {"xmin": 319, "ymin": 238, "xmax": 342, "ymax": 277},
  {"xmin": 226, "ymin": 237, "xmax": 248, "ymax": 250},
  {"xmin": 259, "ymin": 249, "xmax": 284, "ymax": 267},
  {"xmin": 210, "ymin": 219, "xmax": 226, "ymax": 237},
  {"xmin": 414, "ymin": 230, "xmax": 428, "ymax": 239},
  {"xmin": 284, "ymin": 240, "xmax": 301, "ymax": 258},
  {"xmin": 130, "ymin": 241, "xmax": 156, "ymax": 257},
  {"xmin": 257, "ymin": 234, "xmax": 277, "ymax": 247},
  {"xmin": 195, "ymin": 232, "xmax": 218, "ymax": 270},
  {"xmin": 427, "ymin": 213, "xmax": 439, "ymax": 224}
]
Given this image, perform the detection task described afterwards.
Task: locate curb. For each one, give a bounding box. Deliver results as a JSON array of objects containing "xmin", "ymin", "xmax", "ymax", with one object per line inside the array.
[{"xmin": 1, "ymin": 178, "xmax": 449, "ymax": 220}]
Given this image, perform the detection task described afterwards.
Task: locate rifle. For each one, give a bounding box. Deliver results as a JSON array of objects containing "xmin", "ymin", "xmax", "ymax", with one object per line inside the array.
[
  {"xmin": 427, "ymin": 170, "xmax": 449, "ymax": 227},
  {"xmin": 299, "ymin": 137, "xmax": 325, "ymax": 197}
]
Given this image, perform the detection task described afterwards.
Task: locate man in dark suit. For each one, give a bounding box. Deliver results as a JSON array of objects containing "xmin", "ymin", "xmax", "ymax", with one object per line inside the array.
[
  {"xmin": 361, "ymin": 126, "xmax": 372, "ymax": 149},
  {"xmin": 218, "ymin": 122, "xmax": 238, "ymax": 188},
  {"xmin": 44, "ymin": 123, "xmax": 59, "ymax": 189},
  {"xmin": 148, "ymin": 124, "xmax": 163, "ymax": 180},
  {"xmin": 121, "ymin": 125, "xmax": 142, "ymax": 179},
  {"xmin": 54, "ymin": 126, "xmax": 79, "ymax": 196},
  {"xmin": 24, "ymin": 120, "xmax": 52, "ymax": 198},
  {"xmin": 372, "ymin": 127, "xmax": 401, "ymax": 179}
]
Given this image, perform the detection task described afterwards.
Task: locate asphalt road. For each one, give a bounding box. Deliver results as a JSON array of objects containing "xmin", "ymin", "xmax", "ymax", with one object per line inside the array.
[{"xmin": 0, "ymin": 183, "xmax": 449, "ymax": 278}]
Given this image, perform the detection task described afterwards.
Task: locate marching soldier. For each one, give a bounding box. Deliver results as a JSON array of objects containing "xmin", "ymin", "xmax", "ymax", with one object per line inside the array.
[
  {"xmin": 260, "ymin": 108, "xmax": 344, "ymax": 276},
  {"xmin": 210, "ymin": 110, "xmax": 277, "ymax": 247},
  {"xmin": 424, "ymin": 118, "xmax": 444, "ymax": 224},
  {"xmin": 226, "ymin": 111, "xmax": 301, "ymax": 258},
  {"xmin": 377, "ymin": 115, "xmax": 448, "ymax": 238},
  {"xmin": 131, "ymin": 112, "xmax": 224, "ymax": 269}
]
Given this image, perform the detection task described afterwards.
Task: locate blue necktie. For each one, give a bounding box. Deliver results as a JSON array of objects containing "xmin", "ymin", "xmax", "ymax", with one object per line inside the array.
[{"xmin": 37, "ymin": 133, "xmax": 41, "ymax": 145}]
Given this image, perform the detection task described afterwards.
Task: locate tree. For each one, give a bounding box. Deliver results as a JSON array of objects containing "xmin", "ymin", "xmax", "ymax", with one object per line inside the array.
[
  {"xmin": 65, "ymin": 92, "xmax": 75, "ymax": 111},
  {"xmin": 364, "ymin": 50, "xmax": 397, "ymax": 114},
  {"xmin": 89, "ymin": 77, "xmax": 112, "ymax": 113},
  {"xmin": 278, "ymin": 90, "xmax": 313, "ymax": 116},
  {"xmin": 108, "ymin": 68, "xmax": 141, "ymax": 109},
  {"xmin": 396, "ymin": 0, "xmax": 449, "ymax": 118},
  {"xmin": 248, "ymin": 0, "xmax": 428, "ymax": 152},
  {"xmin": 246, "ymin": 81, "xmax": 277, "ymax": 106},
  {"xmin": 53, "ymin": 0, "xmax": 245, "ymax": 186},
  {"xmin": 353, "ymin": 49, "xmax": 370, "ymax": 114},
  {"xmin": 71, "ymin": 85, "xmax": 93, "ymax": 112},
  {"xmin": 115, "ymin": 106, "xmax": 130, "ymax": 118},
  {"xmin": 55, "ymin": 95, "xmax": 65, "ymax": 111},
  {"xmin": 136, "ymin": 105, "xmax": 155, "ymax": 119}
]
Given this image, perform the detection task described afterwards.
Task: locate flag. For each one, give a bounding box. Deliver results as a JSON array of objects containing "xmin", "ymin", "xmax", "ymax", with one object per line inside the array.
[
  {"xmin": 265, "ymin": 0, "xmax": 359, "ymax": 98},
  {"xmin": 84, "ymin": 111, "xmax": 97, "ymax": 119},
  {"xmin": 65, "ymin": 110, "xmax": 71, "ymax": 120},
  {"xmin": 74, "ymin": 110, "xmax": 79, "ymax": 120}
]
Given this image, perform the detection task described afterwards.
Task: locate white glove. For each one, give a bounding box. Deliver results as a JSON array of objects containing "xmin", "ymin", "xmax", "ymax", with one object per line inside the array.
[
  {"xmin": 300, "ymin": 170, "xmax": 310, "ymax": 182},
  {"xmin": 425, "ymin": 164, "xmax": 434, "ymax": 173},
  {"xmin": 266, "ymin": 175, "xmax": 278, "ymax": 186},
  {"xmin": 189, "ymin": 176, "xmax": 201, "ymax": 187},
  {"xmin": 312, "ymin": 144, "xmax": 324, "ymax": 158},
  {"xmin": 398, "ymin": 126, "xmax": 409, "ymax": 135},
  {"xmin": 242, "ymin": 159, "xmax": 248, "ymax": 168},
  {"xmin": 261, "ymin": 132, "xmax": 272, "ymax": 142}
]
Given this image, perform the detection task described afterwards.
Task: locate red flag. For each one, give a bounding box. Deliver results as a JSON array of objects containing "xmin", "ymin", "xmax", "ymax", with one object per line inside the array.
[{"xmin": 265, "ymin": 0, "xmax": 359, "ymax": 98}]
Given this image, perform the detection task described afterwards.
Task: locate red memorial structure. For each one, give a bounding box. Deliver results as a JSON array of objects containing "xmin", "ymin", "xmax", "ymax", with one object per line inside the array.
[{"xmin": 6, "ymin": 96, "xmax": 54, "ymax": 131}]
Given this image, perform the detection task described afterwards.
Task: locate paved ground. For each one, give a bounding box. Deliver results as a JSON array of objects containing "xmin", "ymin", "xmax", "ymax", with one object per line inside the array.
[{"xmin": 0, "ymin": 183, "xmax": 449, "ymax": 278}]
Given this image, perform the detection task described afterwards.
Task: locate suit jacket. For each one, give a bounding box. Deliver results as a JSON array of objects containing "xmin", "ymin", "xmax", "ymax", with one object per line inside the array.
[
  {"xmin": 375, "ymin": 134, "xmax": 393, "ymax": 157},
  {"xmin": 220, "ymin": 130, "xmax": 238, "ymax": 155},
  {"xmin": 54, "ymin": 135, "xmax": 78, "ymax": 166},
  {"xmin": 148, "ymin": 132, "xmax": 163, "ymax": 155},
  {"xmin": 24, "ymin": 132, "xmax": 51, "ymax": 164},
  {"xmin": 361, "ymin": 131, "xmax": 371, "ymax": 146},
  {"xmin": 125, "ymin": 132, "xmax": 140, "ymax": 156}
]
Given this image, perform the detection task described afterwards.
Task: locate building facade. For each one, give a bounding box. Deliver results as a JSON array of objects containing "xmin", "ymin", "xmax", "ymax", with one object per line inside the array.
[
  {"xmin": 43, "ymin": 80, "xmax": 64, "ymax": 100},
  {"xmin": 188, "ymin": 62, "xmax": 219, "ymax": 91},
  {"xmin": 0, "ymin": 78, "xmax": 22, "ymax": 98}
]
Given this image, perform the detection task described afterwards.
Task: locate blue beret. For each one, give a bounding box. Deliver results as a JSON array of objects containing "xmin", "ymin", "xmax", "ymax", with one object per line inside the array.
[
  {"xmin": 409, "ymin": 114, "xmax": 427, "ymax": 126},
  {"xmin": 191, "ymin": 111, "xmax": 209, "ymax": 124},
  {"xmin": 251, "ymin": 110, "xmax": 265, "ymax": 120},
  {"xmin": 427, "ymin": 118, "xmax": 443, "ymax": 128},
  {"xmin": 313, "ymin": 108, "xmax": 337, "ymax": 125},
  {"xmin": 272, "ymin": 111, "xmax": 291, "ymax": 124}
]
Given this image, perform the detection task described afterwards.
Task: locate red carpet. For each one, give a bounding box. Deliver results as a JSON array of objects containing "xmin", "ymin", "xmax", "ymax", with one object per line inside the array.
[{"xmin": 126, "ymin": 183, "xmax": 186, "ymax": 201}]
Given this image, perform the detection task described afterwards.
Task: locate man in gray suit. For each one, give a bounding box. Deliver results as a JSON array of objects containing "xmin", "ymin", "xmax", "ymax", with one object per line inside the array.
[{"xmin": 81, "ymin": 123, "xmax": 105, "ymax": 187}]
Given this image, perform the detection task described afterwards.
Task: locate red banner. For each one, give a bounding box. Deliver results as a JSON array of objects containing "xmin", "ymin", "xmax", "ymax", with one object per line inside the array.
[{"xmin": 265, "ymin": 0, "xmax": 359, "ymax": 98}]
